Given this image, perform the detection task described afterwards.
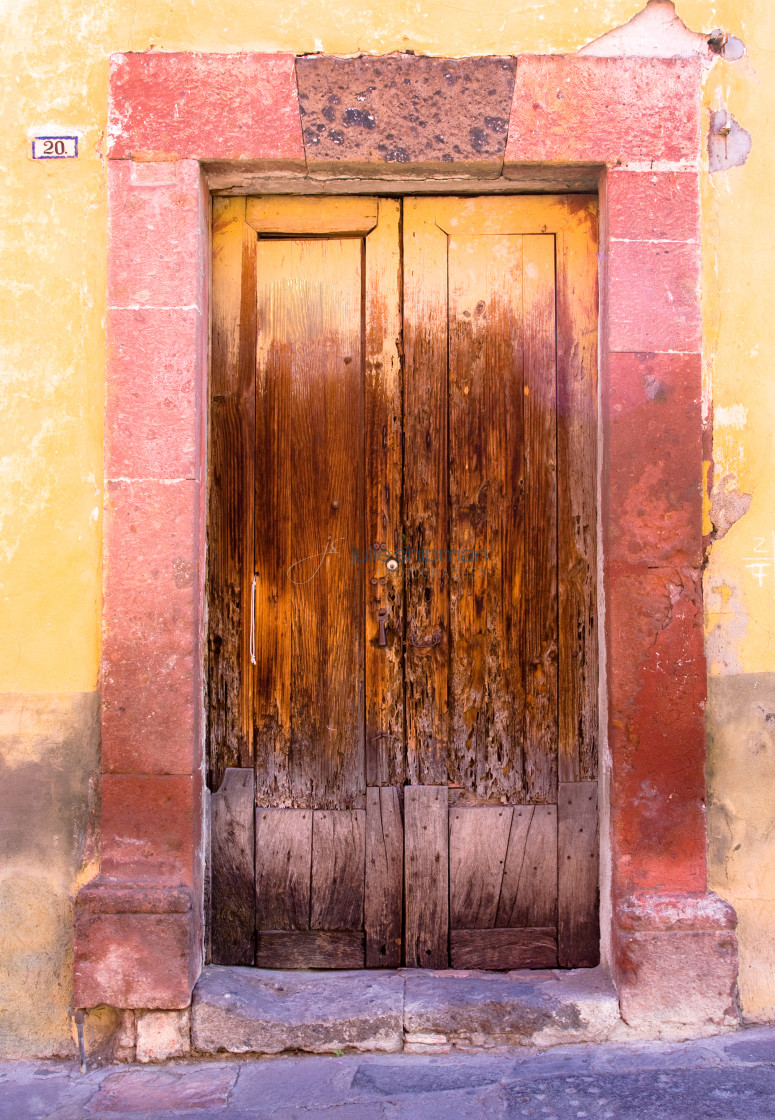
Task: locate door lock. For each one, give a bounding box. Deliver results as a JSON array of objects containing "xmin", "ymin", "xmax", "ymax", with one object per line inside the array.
[{"xmin": 376, "ymin": 608, "xmax": 388, "ymax": 647}]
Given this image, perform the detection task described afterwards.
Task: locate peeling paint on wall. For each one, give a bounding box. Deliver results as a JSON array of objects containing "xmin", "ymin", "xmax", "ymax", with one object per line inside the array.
[
  {"xmin": 710, "ymin": 473, "xmax": 753, "ymax": 541},
  {"xmin": 709, "ymin": 110, "xmax": 752, "ymax": 173}
]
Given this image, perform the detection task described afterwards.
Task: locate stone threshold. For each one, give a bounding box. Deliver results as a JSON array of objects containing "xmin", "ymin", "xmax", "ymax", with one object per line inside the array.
[{"xmin": 191, "ymin": 965, "xmax": 621, "ymax": 1057}]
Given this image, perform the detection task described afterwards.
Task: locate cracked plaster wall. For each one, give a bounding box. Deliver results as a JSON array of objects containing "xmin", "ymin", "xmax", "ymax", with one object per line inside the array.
[{"xmin": 0, "ymin": 0, "xmax": 772, "ymax": 1051}]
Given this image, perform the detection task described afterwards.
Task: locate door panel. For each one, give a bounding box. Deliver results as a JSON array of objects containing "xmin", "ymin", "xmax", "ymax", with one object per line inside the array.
[
  {"xmin": 404, "ymin": 204, "xmax": 559, "ymax": 803},
  {"xmin": 254, "ymin": 237, "xmax": 365, "ymax": 809},
  {"xmin": 364, "ymin": 200, "xmax": 405, "ymax": 788},
  {"xmin": 403, "ymin": 201, "xmax": 450, "ymax": 787},
  {"xmin": 208, "ymin": 193, "xmax": 599, "ymax": 971}
]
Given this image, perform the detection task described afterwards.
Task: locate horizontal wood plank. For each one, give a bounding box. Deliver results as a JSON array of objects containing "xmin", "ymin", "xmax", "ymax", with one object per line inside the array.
[
  {"xmin": 255, "ymin": 931, "xmax": 365, "ymax": 969},
  {"xmin": 450, "ymin": 927, "xmax": 557, "ymax": 969},
  {"xmin": 246, "ymin": 196, "xmax": 379, "ymax": 236},
  {"xmin": 434, "ymin": 195, "xmax": 596, "ymax": 237}
]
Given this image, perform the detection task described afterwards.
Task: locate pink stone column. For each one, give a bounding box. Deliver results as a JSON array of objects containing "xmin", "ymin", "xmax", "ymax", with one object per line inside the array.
[
  {"xmin": 74, "ymin": 50, "xmax": 304, "ymax": 1011},
  {"xmin": 507, "ymin": 56, "xmax": 739, "ymax": 1028},
  {"xmin": 603, "ymin": 168, "xmax": 738, "ymax": 1030},
  {"xmin": 74, "ymin": 159, "xmax": 209, "ymax": 1010}
]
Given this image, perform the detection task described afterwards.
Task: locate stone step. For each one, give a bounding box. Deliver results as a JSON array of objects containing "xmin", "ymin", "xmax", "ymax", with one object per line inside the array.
[{"xmin": 192, "ymin": 965, "xmax": 620, "ymax": 1056}]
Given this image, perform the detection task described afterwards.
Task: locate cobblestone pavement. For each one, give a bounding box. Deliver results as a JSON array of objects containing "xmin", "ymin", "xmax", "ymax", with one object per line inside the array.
[{"xmin": 2, "ymin": 1027, "xmax": 775, "ymax": 1119}]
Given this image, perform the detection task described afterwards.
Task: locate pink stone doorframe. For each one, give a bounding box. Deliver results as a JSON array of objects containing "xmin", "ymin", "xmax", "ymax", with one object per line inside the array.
[{"xmin": 74, "ymin": 51, "xmax": 739, "ymax": 1030}]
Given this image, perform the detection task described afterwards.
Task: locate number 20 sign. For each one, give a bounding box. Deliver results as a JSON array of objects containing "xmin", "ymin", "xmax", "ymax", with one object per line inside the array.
[{"xmin": 32, "ymin": 136, "xmax": 78, "ymax": 159}]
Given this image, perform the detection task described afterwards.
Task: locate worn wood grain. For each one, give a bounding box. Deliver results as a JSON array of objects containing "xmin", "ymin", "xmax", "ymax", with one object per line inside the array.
[
  {"xmin": 447, "ymin": 232, "xmax": 526, "ymax": 800},
  {"xmin": 496, "ymin": 804, "xmax": 557, "ymax": 929},
  {"xmin": 210, "ymin": 768, "xmax": 255, "ymax": 965},
  {"xmin": 522, "ymin": 235, "xmax": 558, "ymax": 803},
  {"xmin": 255, "ymin": 808, "xmax": 312, "ymax": 931},
  {"xmin": 212, "ymin": 193, "xmax": 598, "ymax": 972},
  {"xmin": 450, "ymin": 927, "xmax": 557, "ymax": 969},
  {"xmin": 403, "ymin": 199, "xmax": 450, "ymax": 786},
  {"xmin": 311, "ymin": 810, "xmax": 366, "ymax": 931},
  {"xmin": 208, "ymin": 197, "xmax": 256, "ymax": 788},
  {"xmin": 254, "ymin": 237, "xmax": 365, "ymax": 808},
  {"xmin": 365, "ymin": 787, "xmax": 404, "ymax": 967},
  {"xmin": 364, "ymin": 199, "xmax": 405, "ymax": 787},
  {"xmin": 246, "ymin": 196, "xmax": 378, "ymax": 236},
  {"xmin": 404, "ymin": 785, "xmax": 448, "ymax": 967},
  {"xmin": 558, "ymin": 781, "xmax": 599, "ymax": 967},
  {"xmin": 556, "ymin": 210, "xmax": 599, "ymax": 784},
  {"xmin": 449, "ymin": 806, "xmax": 513, "ymax": 929},
  {"xmin": 256, "ymin": 931, "xmax": 365, "ymax": 969},
  {"xmin": 253, "ymin": 238, "xmax": 292, "ymax": 806}
]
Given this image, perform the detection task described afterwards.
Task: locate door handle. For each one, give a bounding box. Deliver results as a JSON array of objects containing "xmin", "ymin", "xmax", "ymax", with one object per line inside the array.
[
  {"xmin": 408, "ymin": 628, "xmax": 443, "ymax": 650},
  {"xmin": 376, "ymin": 608, "xmax": 388, "ymax": 647},
  {"xmin": 250, "ymin": 574, "xmax": 257, "ymax": 665}
]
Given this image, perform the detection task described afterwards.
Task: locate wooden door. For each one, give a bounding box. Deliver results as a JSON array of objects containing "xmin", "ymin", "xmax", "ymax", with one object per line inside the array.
[{"xmin": 208, "ymin": 194, "xmax": 599, "ymax": 971}]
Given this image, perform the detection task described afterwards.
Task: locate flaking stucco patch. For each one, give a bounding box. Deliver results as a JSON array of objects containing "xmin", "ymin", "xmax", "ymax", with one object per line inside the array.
[{"xmin": 580, "ymin": 0, "xmax": 710, "ymax": 58}]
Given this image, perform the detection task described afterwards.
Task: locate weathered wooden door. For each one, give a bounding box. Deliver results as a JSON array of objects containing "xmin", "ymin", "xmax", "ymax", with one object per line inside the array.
[{"xmin": 209, "ymin": 194, "xmax": 599, "ymax": 971}]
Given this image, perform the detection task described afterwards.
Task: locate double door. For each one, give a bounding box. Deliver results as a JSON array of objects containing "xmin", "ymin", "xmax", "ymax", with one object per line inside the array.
[{"xmin": 208, "ymin": 194, "xmax": 599, "ymax": 970}]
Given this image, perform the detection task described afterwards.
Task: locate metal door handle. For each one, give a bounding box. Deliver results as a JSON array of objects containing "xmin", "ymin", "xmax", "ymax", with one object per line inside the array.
[
  {"xmin": 250, "ymin": 574, "xmax": 257, "ymax": 665},
  {"xmin": 376, "ymin": 608, "xmax": 388, "ymax": 647},
  {"xmin": 408, "ymin": 629, "xmax": 443, "ymax": 650}
]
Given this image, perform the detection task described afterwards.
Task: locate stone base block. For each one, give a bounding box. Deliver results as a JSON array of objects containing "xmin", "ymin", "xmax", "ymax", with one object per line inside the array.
[
  {"xmin": 616, "ymin": 930, "xmax": 739, "ymax": 1031},
  {"xmin": 614, "ymin": 891, "xmax": 740, "ymax": 1032},
  {"xmin": 192, "ymin": 966, "xmax": 404, "ymax": 1055},
  {"xmin": 74, "ymin": 882, "xmax": 199, "ymax": 1009},
  {"xmin": 136, "ymin": 1009, "xmax": 191, "ymax": 1062}
]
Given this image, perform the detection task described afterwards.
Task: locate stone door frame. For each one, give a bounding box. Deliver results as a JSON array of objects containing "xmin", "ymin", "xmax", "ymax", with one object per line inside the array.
[{"xmin": 74, "ymin": 50, "xmax": 739, "ymax": 1032}]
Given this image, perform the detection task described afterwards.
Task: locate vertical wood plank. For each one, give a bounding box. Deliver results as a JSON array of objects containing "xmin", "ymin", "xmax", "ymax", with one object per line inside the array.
[
  {"xmin": 210, "ymin": 768, "xmax": 255, "ymax": 965},
  {"xmin": 558, "ymin": 781, "xmax": 599, "ymax": 967},
  {"xmin": 365, "ymin": 199, "xmax": 405, "ymax": 787},
  {"xmin": 512, "ymin": 804, "xmax": 557, "ymax": 928},
  {"xmin": 522, "ymin": 234, "xmax": 558, "ymax": 803},
  {"xmin": 495, "ymin": 804, "xmax": 533, "ymax": 928},
  {"xmin": 255, "ymin": 808, "xmax": 312, "ymax": 930},
  {"xmin": 557, "ymin": 215, "xmax": 599, "ymax": 784},
  {"xmin": 208, "ymin": 197, "xmax": 256, "ymax": 788},
  {"xmin": 449, "ymin": 806, "xmax": 513, "ymax": 929},
  {"xmin": 404, "ymin": 785, "xmax": 448, "ymax": 967},
  {"xmin": 365, "ymin": 786, "xmax": 404, "ymax": 967},
  {"xmin": 447, "ymin": 233, "xmax": 526, "ymax": 800},
  {"xmin": 496, "ymin": 804, "xmax": 557, "ymax": 928},
  {"xmin": 254, "ymin": 237, "xmax": 365, "ymax": 808},
  {"xmin": 290, "ymin": 238, "xmax": 364, "ymax": 806},
  {"xmin": 311, "ymin": 810, "xmax": 366, "ymax": 931},
  {"xmin": 403, "ymin": 199, "xmax": 450, "ymax": 786},
  {"xmin": 254, "ymin": 239, "xmax": 292, "ymax": 805}
]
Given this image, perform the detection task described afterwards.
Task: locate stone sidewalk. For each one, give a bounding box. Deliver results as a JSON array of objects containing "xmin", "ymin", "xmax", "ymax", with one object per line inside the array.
[{"xmin": 3, "ymin": 1026, "xmax": 775, "ymax": 1119}]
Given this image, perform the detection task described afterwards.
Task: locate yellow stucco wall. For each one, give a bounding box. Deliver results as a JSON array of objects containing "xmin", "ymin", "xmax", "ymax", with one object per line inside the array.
[{"xmin": 0, "ymin": 0, "xmax": 772, "ymax": 1041}]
